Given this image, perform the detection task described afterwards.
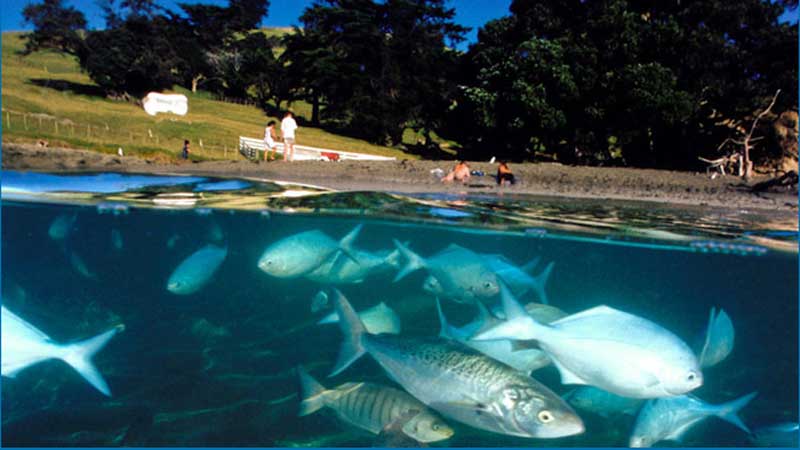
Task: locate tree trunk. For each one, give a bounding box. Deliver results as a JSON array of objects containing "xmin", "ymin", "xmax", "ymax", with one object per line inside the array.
[{"xmin": 191, "ymin": 74, "xmax": 204, "ymax": 93}]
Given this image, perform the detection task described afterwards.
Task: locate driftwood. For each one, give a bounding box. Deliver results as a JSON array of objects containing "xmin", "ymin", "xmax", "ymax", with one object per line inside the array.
[{"xmin": 750, "ymin": 170, "xmax": 798, "ymax": 193}]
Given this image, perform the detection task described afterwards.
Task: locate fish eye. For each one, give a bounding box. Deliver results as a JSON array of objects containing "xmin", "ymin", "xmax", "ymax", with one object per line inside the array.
[
  {"xmin": 686, "ymin": 372, "xmax": 697, "ymax": 382},
  {"xmin": 538, "ymin": 410, "xmax": 553, "ymax": 423},
  {"xmin": 432, "ymin": 423, "xmax": 440, "ymax": 431},
  {"xmin": 484, "ymin": 282, "xmax": 492, "ymax": 288}
]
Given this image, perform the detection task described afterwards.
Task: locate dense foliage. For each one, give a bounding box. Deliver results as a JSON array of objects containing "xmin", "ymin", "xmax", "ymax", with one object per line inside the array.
[{"xmin": 22, "ymin": 0, "xmax": 798, "ymax": 169}]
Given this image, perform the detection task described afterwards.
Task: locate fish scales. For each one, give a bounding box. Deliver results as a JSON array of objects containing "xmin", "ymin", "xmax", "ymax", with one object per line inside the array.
[{"xmin": 331, "ymin": 383, "xmax": 426, "ymax": 435}]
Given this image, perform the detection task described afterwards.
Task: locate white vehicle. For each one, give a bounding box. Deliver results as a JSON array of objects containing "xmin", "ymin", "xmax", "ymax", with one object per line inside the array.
[{"xmin": 142, "ymin": 92, "xmax": 188, "ymax": 116}]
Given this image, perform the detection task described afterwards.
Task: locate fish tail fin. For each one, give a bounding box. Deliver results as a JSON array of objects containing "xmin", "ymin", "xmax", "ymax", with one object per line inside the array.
[
  {"xmin": 472, "ymin": 281, "xmax": 540, "ymax": 341},
  {"xmin": 329, "ymin": 289, "xmax": 368, "ymax": 377},
  {"xmin": 60, "ymin": 324, "xmax": 123, "ymax": 396},
  {"xmin": 700, "ymin": 306, "xmax": 734, "ymax": 368},
  {"xmin": 435, "ymin": 297, "xmax": 454, "ymax": 339},
  {"xmin": 384, "ymin": 243, "xmax": 407, "ymax": 269},
  {"xmin": 714, "ymin": 392, "xmax": 757, "ymax": 434},
  {"xmin": 521, "ymin": 256, "xmax": 541, "ymax": 274},
  {"xmin": 391, "ymin": 239, "xmax": 425, "ymax": 282},
  {"xmin": 297, "ymin": 366, "xmax": 330, "ymax": 416},
  {"xmin": 338, "ymin": 224, "xmax": 363, "ymax": 262},
  {"xmin": 475, "ymin": 300, "xmax": 492, "ymax": 325},
  {"xmin": 531, "ymin": 262, "xmax": 554, "ymax": 305}
]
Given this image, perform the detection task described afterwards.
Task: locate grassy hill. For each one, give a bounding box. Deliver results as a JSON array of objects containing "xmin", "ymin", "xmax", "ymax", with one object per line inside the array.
[{"xmin": 1, "ymin": 31, "xmax": 418, "ymax": 161}]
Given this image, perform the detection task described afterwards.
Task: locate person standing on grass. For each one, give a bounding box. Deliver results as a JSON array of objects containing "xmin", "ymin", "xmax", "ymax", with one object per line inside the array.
[
  {"xmin": 281, "ymin": 111, "xmax": 298, "ymax": 162},
  {"xmin": 182, "ymin": 139, "xmax": 190, "ymax": 160},
  {"xmin": 263, "ymin": 120, "xmax": 278, "ymax": 161}
]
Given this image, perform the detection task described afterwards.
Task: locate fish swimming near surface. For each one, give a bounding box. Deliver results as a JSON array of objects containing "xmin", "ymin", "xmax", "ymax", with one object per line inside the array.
[
  {"xmin": 69, "ymin": 251, "xmax": 97, "ymax": 279},
  {"xmin": 48, "ymin": 214, "xmax": 77, "ymax": 241},
  {"xmin": 563, "ymin": 386, "xmax": 643, "ymax": 418},
  {"xmin": 167, "ymin": 244, "xmax": 228, "ymax": 295},
  {"xmin": 483, "ymin": 255, "xmax": 555, "ymax": 304},
  {"xmin": 305, "ymin": 246, "xmax": 401, "ymax": 285},
  {"xmin": 297, "ymin": 366, "xmax": 453, "ymax": 443},
  {"xmin": 328, "ymin": 289, "xmax": 584, "ymax": 439},
  {"xmin": 699, "ymin": 307, "xmax": 734, "ymax": 369},
  {"xmin": 748, "ymin": 422, "xmax": 799, "ymax": 447},
  {"xmin": 319, "ymin": 301, "xmax": 401, "ymax": 335},
  {"xmin": 473, "ymin": 282, "xmax": 702, "ymax": 399},
  {"xmin": 393, "ymin": 241, "xmax": 500, "ymax": 304},
  {"xmin": 436, "ymin": 298, "xmax": 551, "ymax": 374},
  {"xmin": 257, "ymin": 225, "xmax": 362, "ymax": 279},
  {"xmin": 110, "ymin": 229, "xmax": 124, "ymax": 251},
  {"xmin": 629, "ymin": 392, "xmax": 757, "ymax": 447},
  {"xmin": 1, "ymin": 305, "xmax": 122, "ymax": 396}
]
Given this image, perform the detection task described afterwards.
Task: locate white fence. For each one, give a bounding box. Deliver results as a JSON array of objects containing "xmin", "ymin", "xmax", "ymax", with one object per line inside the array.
[{"xmin": 238, "ymin": 136, "xmax": 397, "ymax": 161}]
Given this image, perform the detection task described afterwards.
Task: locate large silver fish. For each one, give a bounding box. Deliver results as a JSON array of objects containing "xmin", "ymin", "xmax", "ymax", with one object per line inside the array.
[
  {"xmin": 257, "ymin": 225, "xmax": 362, "ymax": 279},
  {"xmin": 167, "ymin": 244, "xmax": 228, "ymax": 295},
  {"xmin": 48, "ymin": 214, "xmax": 76, "ymax": 241},
  {"xmin": 629, "ymin": 392, "xmax": 756, "ymax": 447},
  {"xmin": 298, "ymin": 366, "xmax": 453, "ymax": 443},
  {"xmin": 305, "ymin": 246, "xmax": 400, "ymax": 285},
  {"xmin": 393, "ymin": 242, "xmax": 500, "ymax": 304},
  {"xmin": 1, "ymin": 306, "xmax": 121, "ymax": 396},
  {"xmin": 329, "ymin": 290, "xmax": 584, "ymax": 439},
  {"xmin": 474, "ymin": 283, "xmax": 702, "ymax": 398},
  {"xmin": 436, "ymin": 298, "xmax": 551, "ymax": 374}
]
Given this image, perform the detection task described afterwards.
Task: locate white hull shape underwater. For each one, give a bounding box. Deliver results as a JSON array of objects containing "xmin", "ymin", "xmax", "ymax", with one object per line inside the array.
[
  {"xmin": 297, "ymin": 366, "xmax": 454, "ymax": 443},
  {"xmin": 328, "ymin": 289, "xmax": 585, "ymax": 439},
  {"xmin": 473, "ymin": 282, "xmax": 702, "ymax": 399},
  {"xmin": 1, "ymin": 306, "xmax": 122, "ymax": 396}
]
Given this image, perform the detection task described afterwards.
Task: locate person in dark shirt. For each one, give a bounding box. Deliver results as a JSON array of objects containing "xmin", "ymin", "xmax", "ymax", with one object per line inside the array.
[{"xmin": 497, "ymin": 161, "xmax": 515, "ymax": 186}]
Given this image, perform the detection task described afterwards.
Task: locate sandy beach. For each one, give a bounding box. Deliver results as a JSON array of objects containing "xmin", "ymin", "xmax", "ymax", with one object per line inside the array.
[{"xmin": 3, "ymin": 143, "xmax": 797, "ymax": 214}]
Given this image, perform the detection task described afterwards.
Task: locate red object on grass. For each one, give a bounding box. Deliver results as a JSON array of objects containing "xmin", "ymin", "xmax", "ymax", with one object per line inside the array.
[{"xmin": 321, "ymin": 152, "xmax": 341, "ymax": 161}]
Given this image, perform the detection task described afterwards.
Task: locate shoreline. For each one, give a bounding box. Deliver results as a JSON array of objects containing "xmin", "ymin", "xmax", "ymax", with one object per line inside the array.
[{"xmin": 2, "ymin": 143, "xmax": 797, "ymax": 216}]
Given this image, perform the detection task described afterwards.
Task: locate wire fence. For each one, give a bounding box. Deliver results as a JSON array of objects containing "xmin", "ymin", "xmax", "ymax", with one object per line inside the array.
[{"xmin": 1, "ymin": 109, "xmax": 246, "ymax": 160}]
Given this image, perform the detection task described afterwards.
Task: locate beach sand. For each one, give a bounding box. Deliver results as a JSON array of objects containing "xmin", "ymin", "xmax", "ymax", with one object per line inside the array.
[{"xmin": 3, "ymin": 143, "xmax": 797, "ymax": 214}]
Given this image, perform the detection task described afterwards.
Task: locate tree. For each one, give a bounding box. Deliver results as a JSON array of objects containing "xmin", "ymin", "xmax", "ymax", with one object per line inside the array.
[
  {"xmin": 21, "ymin": 0, "xmax": 86, "ymax": 54},
  {"xmin": 285, "ymin": 0, "xmax": 466, "ymax": 145}
]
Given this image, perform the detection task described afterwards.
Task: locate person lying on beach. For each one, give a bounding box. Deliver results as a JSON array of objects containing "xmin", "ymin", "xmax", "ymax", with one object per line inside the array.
[
  {"xmin": 497, "ymin": 161, "xmax": 515, "ymax": 186},
  {"xmin": 441, "ymin": 161, "xmax": 471, "ymax": 184}
]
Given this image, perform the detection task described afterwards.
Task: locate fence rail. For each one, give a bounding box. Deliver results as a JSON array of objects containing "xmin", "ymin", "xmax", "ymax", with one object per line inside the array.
[{"xmin": 1, "ymin": 109, "xmax": 245, "ymax": 160}]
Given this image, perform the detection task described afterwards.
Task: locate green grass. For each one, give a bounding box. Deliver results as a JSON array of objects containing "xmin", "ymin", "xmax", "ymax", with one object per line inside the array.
[{"xmin": 1, "ymin": 31, "xmax": 418, "ymax": 161}]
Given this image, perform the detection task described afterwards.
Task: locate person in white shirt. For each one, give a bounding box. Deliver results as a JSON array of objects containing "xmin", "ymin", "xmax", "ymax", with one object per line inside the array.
[
  {"xmin": 263, "ymin": 120, "xmax": 278, "ymax": 161},
  {"xmin": 280, "ymin": 111, "xmax": 298, "ymax": 162}
]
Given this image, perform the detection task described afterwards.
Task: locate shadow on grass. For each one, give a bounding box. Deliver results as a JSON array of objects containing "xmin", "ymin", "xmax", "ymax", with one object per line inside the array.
[{"xmin": 29, "ymin": 78, "xmax": 105, "ymax": 97}]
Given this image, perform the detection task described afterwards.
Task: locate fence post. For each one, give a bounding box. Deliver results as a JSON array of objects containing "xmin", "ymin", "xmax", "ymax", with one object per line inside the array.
[
  {"xmin": 6, "ymin": 112, "xmax": 10, "ymax": 129},
  {"xmin": 55, "ymin": 121, "xmax": 58, "ymax": 134},
  {"xmin": 224, "ymin": 144, "xmax": 227, "ymax": 157},
  {"xmin": 87, "ymin": 124, "xmax": 91, "ymax": 138},
  {"xmin": 39, "ymin": 116, "xmax": 43, "ymax": 127},
  {"xmin": 23, "ymin": 114, "xmax": 28, "ymax": 130}
]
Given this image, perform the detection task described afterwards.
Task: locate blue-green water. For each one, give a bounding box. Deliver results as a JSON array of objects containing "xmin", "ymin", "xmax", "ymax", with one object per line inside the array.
[{"xmin": 1, "ymin": 171, "xmax": 797, "ymax": 447}]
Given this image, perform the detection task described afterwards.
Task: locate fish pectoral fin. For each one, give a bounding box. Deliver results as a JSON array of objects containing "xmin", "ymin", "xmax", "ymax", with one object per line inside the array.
[
  {"xmin": 551, "ymin": 359, "xmax": 589, "ymax": 386},
  {"xmin": 375, "ymin": 409, "xmax": 426, "ymax": 448},
  {"xmin": 510, "ymin": 339, "xmax": 541, "ymax": 352},
  {"xmin": 398, "ymin": 408, "xmax": 423, "ymax": 436}
]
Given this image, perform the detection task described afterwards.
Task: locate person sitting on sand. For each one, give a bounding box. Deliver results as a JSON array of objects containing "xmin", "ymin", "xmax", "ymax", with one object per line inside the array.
[
  {"xmin": 442, "ymin": 161, "xmax": 471, "ymax": 184},
  {"xmin": 497, "ymin": 161, "xmax": 515, "ymax": 186}
]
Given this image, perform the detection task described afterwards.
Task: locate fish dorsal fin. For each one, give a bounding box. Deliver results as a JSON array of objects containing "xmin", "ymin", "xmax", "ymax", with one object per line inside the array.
[
  {"xmin": 435, "ymin": 297, "xmax": 453, "ymax": 340},
  {"xmin": 551, "ymin": 358, "xmax": 589, "ymax": 386},
  {"xmin": 338, "ymin": 224, "xmax": 363, "ymax": 264},
  {"xmin": 474, "ymin": 300, "xmax": 492, "ymax": 325},
  {"xmin": 551, "ymin": 305, "xmax": 623, "ymax": 326},
  {"xmin": 444, "ymin": 243, "xmax": 467, "ymax": 253},
  {"xmin": 499, "ymin": 279, "xmax": 528, "ymax": 320},
  {"xmin": 521, "ymin": 256, "xmax": 541, "ymax": 274}
]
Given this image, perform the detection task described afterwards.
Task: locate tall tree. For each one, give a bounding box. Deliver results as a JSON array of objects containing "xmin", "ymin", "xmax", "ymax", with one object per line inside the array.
[{"xmin": 21, "ymin": 0, "xmax": 86, "ymax": 54}]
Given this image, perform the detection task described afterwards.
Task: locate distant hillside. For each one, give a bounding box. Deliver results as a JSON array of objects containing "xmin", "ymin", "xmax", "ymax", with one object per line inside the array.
[{"xmin": 1, "ymin": 31, "xmax": 415, "ymax": 161}]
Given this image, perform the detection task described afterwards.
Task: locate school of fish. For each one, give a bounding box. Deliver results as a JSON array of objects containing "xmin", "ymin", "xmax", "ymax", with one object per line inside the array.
[{"xmin": 1, "ymin": 215, "xmax": 794, "ymax": 447}]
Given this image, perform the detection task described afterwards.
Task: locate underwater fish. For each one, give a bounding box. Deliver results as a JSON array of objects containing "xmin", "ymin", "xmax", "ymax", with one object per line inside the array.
[
  {"xmin": 373, "ymin": 409, "xmax": 433, "ymax": 447},
  {"xmin": 484, "ymin": 255, "xmax": 554, "ymax": 304},
  {"xmin": 319, "ymin": 301, "xmax": 401, "ymax": 335},
  {"xmin": 257, "ymin": 226, "xmax": 362, "ymax": 279},
  {"xmin": 1, "ymin": 305, "xmax": 122, "ymax": 396},
  {"xmin": 167, "ymin": 244, "xmax": 228, "ymax": 295},
  {"xmin": 305, "ymin": 246, "xmax": 401, "ymax": 285},
  {"xmin": 111, "ymin": 229, "xmax": 123, "ymax": 251},
  {"xmin": 629, "ymin": 392, "xmax": 757, "ymax": 447},
  {"xmin": 748, "ymin": 422, "xmax": 799, "ymax": 447},
  {"xmin": 298, "ymin": 366, "xmax": 453, "ymax": 443},
  {"xmin": 436, "ymin": 298, "xmax": 551, "ymax": 374},
  {"xmin": 699, "ymin": 307, "xmax": 734, "ymax": 369},
  {"xmin": 166, "ymin": 234, "xmax": 181, "ymax": 249},
  {"xmin": 473, "ymin": 282, "xmax": 702, "ymax": 398},
  {"xmin": 394, "ymin": 241, "xmax": 500, "ymax": 304},
  {"xmin": 69, "ymin": 251, "xmax": 97, "ymax": 279},
  {"xmin": 563, "ymin": 386, "xmax": 643, "ymax": 418},
  {"xmin": 492, "ymin": 301, "xmax": 569, "ymax": 324},
  {"xmin": 311, "ymin": 291, "xmax": 330, "ymax": 313},
  {"xmin": 48, "ymin": 214, "xmax": 76, "ymax": 241},
  {"xmin": 329, "ymin": 289, "xmax": 584, "ymax": 439}
]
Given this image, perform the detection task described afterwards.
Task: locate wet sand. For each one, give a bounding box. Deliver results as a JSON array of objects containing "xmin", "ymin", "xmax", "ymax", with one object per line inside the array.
[{"xmin": 3, "ymin": 143, "xmax": 797, "ymax": 214}]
